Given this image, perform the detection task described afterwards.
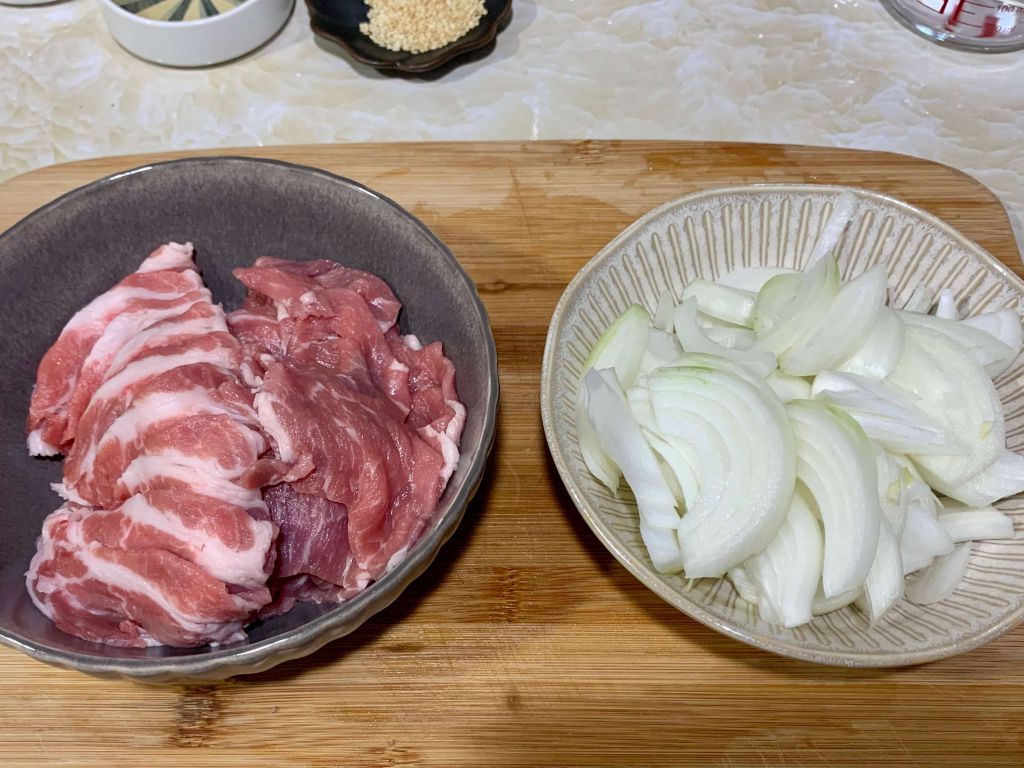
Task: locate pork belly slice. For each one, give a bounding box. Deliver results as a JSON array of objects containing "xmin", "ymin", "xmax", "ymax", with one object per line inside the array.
[
  {"xmin": 28, "ymin": 503, "xmax": 272, "ymax": 648},
  {"xmin": 26, "ymin": 243, "xmax": 205, "ymax": 456},
  {"xmin": 25, "ymin": 244, "xmax": 283, "ymax": 648}
]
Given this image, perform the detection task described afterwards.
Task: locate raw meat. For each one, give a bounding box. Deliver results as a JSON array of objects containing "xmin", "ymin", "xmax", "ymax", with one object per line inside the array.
[
  {"xmin": 26, "ymin": 243, "xmax": 208, "ymax": 457},
  {"xmin": 26, "ymin": 244, "xmax": 279, "ymax": 648},
  {"xmin": 25, "ymin": 247, "xmax": 465, "ymax": 648},
  {"xmin": 28, "ymin": 503, "xmax": 270, "ymax": 648},
  {"xmin": 229, "ymin": 258, "xmax": 464, "ymax": 609}
]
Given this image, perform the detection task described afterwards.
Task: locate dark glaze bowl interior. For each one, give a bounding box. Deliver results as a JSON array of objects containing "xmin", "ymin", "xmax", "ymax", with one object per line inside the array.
[
  {"xmin": 0, "ymin": 157, "xmax": 498, "ymax": 681},
  {"xmin": 307, "ymin": 0, "xmax": 512, "ymax": 74}
]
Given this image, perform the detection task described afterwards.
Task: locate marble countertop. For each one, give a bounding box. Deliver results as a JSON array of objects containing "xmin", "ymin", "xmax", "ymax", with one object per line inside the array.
[{"xmin": 1, "ymin": 0, "xmax": 1022, "ymax": 250}]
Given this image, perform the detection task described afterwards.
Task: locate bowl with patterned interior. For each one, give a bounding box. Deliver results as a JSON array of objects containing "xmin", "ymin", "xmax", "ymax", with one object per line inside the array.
[
  {"xmin": 98, "ymin": 0, "xmax": 294, "ymax": 67},
  {"xmin": 541, "ymin": 184, "xmax": 1024, "ymax": 667}
]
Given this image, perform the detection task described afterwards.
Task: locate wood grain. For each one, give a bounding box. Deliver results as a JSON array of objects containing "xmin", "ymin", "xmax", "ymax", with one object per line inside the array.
[{"xmin": 0, "ymin": 141, "xmax": 1021, "ymax": 767}]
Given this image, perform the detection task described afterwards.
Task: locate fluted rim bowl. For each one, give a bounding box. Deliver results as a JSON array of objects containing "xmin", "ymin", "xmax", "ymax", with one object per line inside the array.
[
  {"xmin": 541, "ymin": 184, "xmax": 1024, "ymax": 667},
  {"xmin": 0, "ymin": 156, "xmax": 498, "ymax": 681},
  {"xmin": 307, "ymin": 0, "xmax": 513, "ymax": 74},
  {"xmin": 98, "ymin": 0, "xmax": 295, "ymax": 67}
]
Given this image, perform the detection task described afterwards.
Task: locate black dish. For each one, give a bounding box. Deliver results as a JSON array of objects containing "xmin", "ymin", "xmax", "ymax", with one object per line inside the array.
[{"xmin": 307, "ymin": 0, "xmax": 513, "ymax": 74}]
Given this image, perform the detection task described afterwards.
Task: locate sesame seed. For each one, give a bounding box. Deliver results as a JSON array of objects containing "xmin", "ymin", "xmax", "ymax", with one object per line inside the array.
[{"xmin": 359, "ymin": 0, "xmax": 488, "ymax": 55}]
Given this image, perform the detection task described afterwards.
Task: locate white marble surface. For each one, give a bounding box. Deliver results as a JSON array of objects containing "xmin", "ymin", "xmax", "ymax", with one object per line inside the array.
[{"xmin": 1, "ymin": 0, "xmax": 1022, "ymax": 251}]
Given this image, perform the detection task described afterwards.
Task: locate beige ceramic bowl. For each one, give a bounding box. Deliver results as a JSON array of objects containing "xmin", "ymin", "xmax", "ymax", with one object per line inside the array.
[{"xmin": 541, "ymin": 184, "xmax": 1024, "ymax": 667}]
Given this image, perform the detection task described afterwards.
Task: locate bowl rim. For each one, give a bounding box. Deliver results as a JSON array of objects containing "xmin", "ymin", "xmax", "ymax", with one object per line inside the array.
[
  {"xmin": 0, "ymin": 155, "xmax": 500, "ymax": 680},
  {"xmin": 307, "ymin": 0, "xmax": 513, "ymax": 74},
  {"xmin": 97, "ymin": 0, "xmax": 279, "ymax": 29},
  {"xmin": 541, "ymin": 182, "xmax": 1024, "ymax": 668}
]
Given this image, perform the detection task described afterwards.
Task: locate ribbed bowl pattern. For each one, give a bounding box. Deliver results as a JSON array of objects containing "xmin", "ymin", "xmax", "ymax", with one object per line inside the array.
[{"xmin": 541, "ymin": 185, "xmax": 1024, "ymax": 666}]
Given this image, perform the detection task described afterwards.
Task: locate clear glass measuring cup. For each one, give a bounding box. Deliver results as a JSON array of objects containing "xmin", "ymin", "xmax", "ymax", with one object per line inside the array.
[{"xmin": 880, "ymin": 0, "xmax": 1024, "ymax": 52}]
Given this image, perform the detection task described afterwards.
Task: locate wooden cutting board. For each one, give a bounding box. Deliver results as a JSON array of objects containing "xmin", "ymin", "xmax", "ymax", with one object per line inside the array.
[{"xmin": 1, "ymin": 141, "xmax": 1021, "ymax": 768}]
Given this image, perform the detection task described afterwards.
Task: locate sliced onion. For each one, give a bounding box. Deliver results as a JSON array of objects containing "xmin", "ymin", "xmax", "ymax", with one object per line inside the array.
[
  {"xmin": 704, "ymin": 325, "xmax": 758, "ymax": 350},
  {"xmin": 935, "ymin": 289, "xmax": 959, "ymax": 320},
  {"xmin": 638, "ymin": 328, "xmax": 681, "ymax": 377},
  {"xmin": 855, "ymin": 517, "xmax": 903, "ymax": 624},
  {"xmin": 903, "ymin": 284, "xmax": 937, "ymax": 314},
  {"xmin": 585, "ymin": 304, "xmax": 651, "ymax": 389},
  {"xmin": 752, "ymin": 273, "xmax": 802, "ymax": 336},
  {"xmin": 682, "ymin": 280, "xmax": 755, "ymax": 327},
  {"xmin": 951, "ymin": 450, "xmax": 1024, "ymax": 507},
  {"xmin": 836, "ymin": 308, "xmax": 905, "ymax": 381},
  {"xmin": 767, "ymin": 370, "xmax": 811, "ymax": 403},
  {"xmin": 962, "ymin": 309, "xmax": 1023, "ymax": 371},
  {"xmin": 905, "ymin": 543, "xmax": 972, "ymax": 605},
  {"xmin": 744, "ymin": 491, "xmax": 824, "ymax": 628},
  {"xmin": 889, "ymin": 326, "xmax": 1005, "ymax": 496},
  {"xmin": 718, "ymin": 266, "xmax": 798, "ymax": 293},
  {"xmin": 641, "ymin": 427, "xmax": 701, "ymax": 510},
  {"xmin": 900, "ymin": 503, "xmax": 955, "ymax": 574},
  {"xmin": 786, "ymin": 400, "xmax": 882, "ymax": 598},
  {"xmin": 779, "ymin": 265, "xmax": 887, "ymax": 377},
  {"xmin": 648, "ymin": 359, "xmax": 796, "ymax": 578},
  {"xmin": 727, "ymin": 565, "xmax": 761, "ymax": 604},
  {"xmin": 583, "ymin": 369, "xmax": 684, "ymax": 572},
  {"xmin": 938, "ymin": 504, "xmax": 1015, "ymax": 542},
  {"xmin": 900, "ymin": 311, "xmax": 1016, "ymax": 378},
  {"xmin": 653, "ymin": 289, "xmax": 675, "ymax": 334},
  {"xmin": 577, "ymin": 305, "xmax": 652, "ymax": 492},
  {"xmin": 876, "ymin": 448, "xmax": 908, "ymax": 537},
  {"xmin": 756, "ymin": 256, "xmax": 841, "ymax": 357},
  {"xmin": 674, "ymin": 298, "xmax": 776, "ymax": 377},
  {"xmin": 807, "ymin": 192, "xmax": 859, "ymax": 265},
  {"xmin": 813, "ymin": 586, "xmax": 861, "ymax": 615},
  {"xmin": 811, "ymin": 370, "xmax": 954, "ymax": 455}
]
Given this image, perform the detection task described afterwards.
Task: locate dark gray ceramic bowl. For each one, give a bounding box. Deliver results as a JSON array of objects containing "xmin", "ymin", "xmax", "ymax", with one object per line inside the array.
[{"xmin": 0, "ymin": 157, "xmax": 498, "ymax": 682}]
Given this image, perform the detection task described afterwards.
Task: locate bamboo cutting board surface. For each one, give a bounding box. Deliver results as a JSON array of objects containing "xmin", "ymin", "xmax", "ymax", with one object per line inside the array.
[{"xmin": 0, "ymin": 141, "xmax": 1022, "ymax": 767}]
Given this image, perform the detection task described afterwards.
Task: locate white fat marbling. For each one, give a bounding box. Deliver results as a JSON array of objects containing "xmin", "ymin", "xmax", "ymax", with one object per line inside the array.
[{"xmin": 0, "ymin": 0, "xmax": 1022, "ymax": 249}]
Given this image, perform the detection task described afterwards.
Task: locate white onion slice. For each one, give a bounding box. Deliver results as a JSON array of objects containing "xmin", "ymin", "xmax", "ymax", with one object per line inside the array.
[
  {"xmin": 638, "ymin": 328, "xmax": 681, "ymax": 377},
  {"xmin": 935, "ymin": 289, "xmax": 959, "ymax": 320},
  {"xmin": 756, "ymin": 256, "xmax": 841, "ymax": 357},
  {"xmin": 900, "ymin": 503, "xmax": 955, "ymax": 575},
  {"xmin": 900, "ymin": 311, "xmax": 1017, "ymax": 378},
  {"xmin": 905, "ymin": 543, "xmax": 972, "ymax": 605},
  {"xmin": 807, "ymin": 192, "xmax": 858, "ymax": 265},
  {"xmin": 855, "ymin": 517, "xmax": 903, "ymax": 624},
  {"xmin": 779, "ymin": 265, "xmax": 887, "ymax": 377},
  {"xmin": 674, "ymin": 298, "xmax": 776, "ymax": 377},
  {"xmin": 787, "ymin": 400, "xmax": 881, "ymax": 597},
  {"xmin": 767, "ymin": 370, "xmax": 811, "ymax": 403},
  {"xmin": 682, "ymin": 280, "xmax": 755, "ymax": 327},
  {"xmin": 950, "ymin": 450, "xmax": 1024, "ymax": 507},
  {"xmin": 653, "ymin": 289, "xmax": 675, "ymax": 334},
  {"xmin": 704, "ymin": 325, "xmax": 758, "ymax": 350},
  {"xmin": 649, "ymin": 359, "xmax": 795, "ymax": 578},
  {"xmin": 584, "ymin": 369, "xmax": 684, "ymax": 572},
  {"xmin": 836, "ymin": 308, "xmax": 905, "ymax": 381},
  {"xmin": 744, "ymin": 491, "xmax": 824, "ymax": 628},
  {"xmin": 718, "ymin": 266, "xmax": 798, "ymax": 293},
  {"xmin": 938, "ymin": 504, "xmax": 1015, "ymax": 542},
  {"xmin": 889, "ymin": 326, "xmax": 1005, "ymax": 495},
  {"xmin": 811, "ymin": 370, "xmax": 954, "ymax": 455}
]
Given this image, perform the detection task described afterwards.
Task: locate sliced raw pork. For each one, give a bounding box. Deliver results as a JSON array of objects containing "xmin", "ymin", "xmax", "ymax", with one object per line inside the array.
[
  {"xmin": 26, "ymin": 244, "xmax": 279, "ymax": 648},
  {"xmin": 229, "ymin": 258, "xmax": 465, "ymax": 611}
]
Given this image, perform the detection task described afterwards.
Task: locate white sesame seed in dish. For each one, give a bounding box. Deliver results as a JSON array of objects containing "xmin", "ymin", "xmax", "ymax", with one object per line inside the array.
[{"xmin": 359, "ymin": 0, "xmax": 488, "ymax": 54}]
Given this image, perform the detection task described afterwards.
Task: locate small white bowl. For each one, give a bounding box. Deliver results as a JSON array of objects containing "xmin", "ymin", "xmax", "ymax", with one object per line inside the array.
[{"xmin": 98, "ymin": 0, "xmax": 294, "ymax": 67}]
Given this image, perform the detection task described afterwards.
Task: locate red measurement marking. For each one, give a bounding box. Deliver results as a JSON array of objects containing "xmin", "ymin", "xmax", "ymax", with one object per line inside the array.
[
  {"xmin": 948, "ymin": 0, "xmax": 967, "ymax": 25},
  {"xmin": 981, "ymin": 14, "xmax": 999, "ymax": 34}
]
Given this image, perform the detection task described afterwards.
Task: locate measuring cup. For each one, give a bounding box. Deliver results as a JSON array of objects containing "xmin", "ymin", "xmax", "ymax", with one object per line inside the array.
[{"xmin": 881, "ymin": 0, "xmax": 1024, "ymax": 51}]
